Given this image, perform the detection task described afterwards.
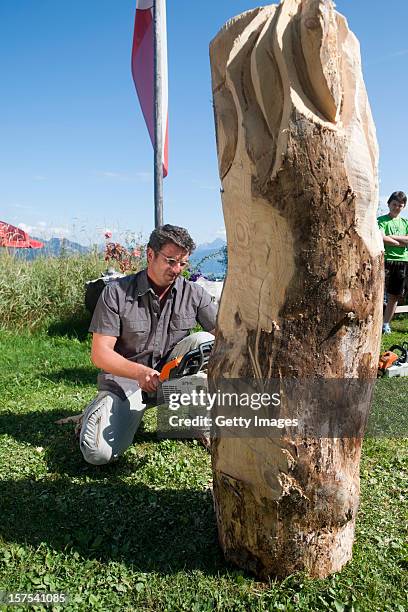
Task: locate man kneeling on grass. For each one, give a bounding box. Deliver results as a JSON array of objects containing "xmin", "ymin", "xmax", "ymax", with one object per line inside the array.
[{"xmin": 80, "ymin": 225, "xmax": 216, "ymax": 465}]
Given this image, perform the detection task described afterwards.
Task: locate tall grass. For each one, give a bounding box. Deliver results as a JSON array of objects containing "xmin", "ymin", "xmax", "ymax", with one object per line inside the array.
[{"xmin": 0, "ymin": 250, "xmax": 107, "ymax": 332}]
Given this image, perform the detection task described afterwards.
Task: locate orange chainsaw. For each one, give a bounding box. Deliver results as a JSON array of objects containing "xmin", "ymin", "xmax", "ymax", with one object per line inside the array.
[
  {"xmin": 142, "ymin": 341, "xmax": 214, "ymax": 405},
  {"xmin": 160, "ymin": 341, "xmax": 213, "ymax": 382},
  {"xmin": 378, "ymin": 343, "xmax": 408, "ymax": 377}
]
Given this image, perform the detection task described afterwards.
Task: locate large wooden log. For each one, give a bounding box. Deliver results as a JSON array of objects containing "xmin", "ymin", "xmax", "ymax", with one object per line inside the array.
[{"xmin": 209, "ymin": 0, "xmax": 384, "ymax": 579}]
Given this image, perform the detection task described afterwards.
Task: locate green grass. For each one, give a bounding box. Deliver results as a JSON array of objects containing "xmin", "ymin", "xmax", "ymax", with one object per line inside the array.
[
  {"xmin": 380, "ymin": 313, "xmax": 408, "ymax": 351},
  {"xmin": 0, "ymin": 326, "xmax": 407, "ymax": 611},
  {"xmin": 369, "ymin": 315, "xmax": 408, "ymax": 435}
]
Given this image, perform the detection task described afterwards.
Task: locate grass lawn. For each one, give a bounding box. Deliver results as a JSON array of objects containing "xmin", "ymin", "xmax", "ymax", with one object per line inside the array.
[{"xmin": 0, "ymin": 323, "xmax": 407, "ymax": 611}]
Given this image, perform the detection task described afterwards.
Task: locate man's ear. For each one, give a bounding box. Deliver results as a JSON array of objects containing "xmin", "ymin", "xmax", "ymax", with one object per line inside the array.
[{"xmin": 146, "ymin": 246, "xmax": 154, "ymax": 263}]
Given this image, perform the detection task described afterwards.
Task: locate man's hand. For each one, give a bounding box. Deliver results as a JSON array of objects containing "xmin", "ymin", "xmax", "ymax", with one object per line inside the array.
[
  {"xmin": 135, "ymin": 365, "xmax": 161, "ymax": 392},
  {"xmin": 381, "ymin": 232, "xmax": 400, "ymax": 246},
  {"xmin": 91, "ymin": 333, "xmax": 160, "ymax": 392},
  {"xmin": 381, "ymin": 231, "xmax": 408, "ymax": 247},
  {"xmin": 393, "ymin": 235, "xmax": 408, "ymax": 246}
]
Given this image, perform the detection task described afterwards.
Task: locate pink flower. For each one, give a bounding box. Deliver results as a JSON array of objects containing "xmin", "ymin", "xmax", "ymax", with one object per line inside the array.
[
  {"xmin": 104, "ymin": 230, "xmax": 112, "ymax": 239},
  {"xmin": 131, "ymin": 248, "xmax": 141, "ymax": 258}
]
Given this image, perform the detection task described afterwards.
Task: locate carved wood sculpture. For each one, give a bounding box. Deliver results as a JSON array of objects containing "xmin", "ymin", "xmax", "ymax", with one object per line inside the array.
[{"xmin": 209, "ymin": 0, "xmax": 384, "ymax": 578}]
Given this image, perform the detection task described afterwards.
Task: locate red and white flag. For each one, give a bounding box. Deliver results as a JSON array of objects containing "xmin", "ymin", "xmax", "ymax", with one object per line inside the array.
[{"xmin": 131, "ymin": 0, "xmax": 169, "ymax": 177}]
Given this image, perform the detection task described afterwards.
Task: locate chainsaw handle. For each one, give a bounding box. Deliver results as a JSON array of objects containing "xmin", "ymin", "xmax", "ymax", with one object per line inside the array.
[
  {"xmin": 159, "ymin": 356, "xmax": 183, "ymax": 382},
  {"xmin": 388, "ymin": 345, "xmax": 408, "ymax": 364}
]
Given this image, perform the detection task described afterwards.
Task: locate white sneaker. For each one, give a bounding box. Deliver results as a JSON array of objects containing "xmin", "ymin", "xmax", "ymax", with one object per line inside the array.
[{"xmin": 382, "ymin": 323, "xmax": 391, "ymax": 334}]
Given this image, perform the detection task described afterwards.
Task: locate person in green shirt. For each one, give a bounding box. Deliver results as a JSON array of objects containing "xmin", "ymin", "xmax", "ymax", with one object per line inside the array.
[{"xmin": 377, "ymin": 191, "xmax": 408, "ymax": 333}]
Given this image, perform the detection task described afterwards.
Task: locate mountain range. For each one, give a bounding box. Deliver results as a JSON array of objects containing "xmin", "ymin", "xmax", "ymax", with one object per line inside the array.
[{"xmin": 190, "ymin": 238, "xmax": 226, "ymax": 277}]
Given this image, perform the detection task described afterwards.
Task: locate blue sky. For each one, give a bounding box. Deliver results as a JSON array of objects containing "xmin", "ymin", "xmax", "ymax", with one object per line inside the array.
[{"xmin": 0, "ymin": 0, "xmax": 407, "ymax": 246}]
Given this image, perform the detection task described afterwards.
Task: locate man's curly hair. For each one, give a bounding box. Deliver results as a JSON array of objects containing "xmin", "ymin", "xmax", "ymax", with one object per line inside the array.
[{"xmin": 147, "ymin": 224, "xmax": 196, "ymax": 254}]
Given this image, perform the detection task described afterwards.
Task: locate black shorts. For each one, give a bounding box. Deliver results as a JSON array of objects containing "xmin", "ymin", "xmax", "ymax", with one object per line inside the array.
[{"xmin": 385, "ymin": 260, "xmax": 408, "ymax": 297}]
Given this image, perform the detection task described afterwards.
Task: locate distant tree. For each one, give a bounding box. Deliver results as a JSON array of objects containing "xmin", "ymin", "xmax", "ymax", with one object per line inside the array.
[{"xmin": 217, "ymin": 244, "xmax": 228, "ymax": 276}]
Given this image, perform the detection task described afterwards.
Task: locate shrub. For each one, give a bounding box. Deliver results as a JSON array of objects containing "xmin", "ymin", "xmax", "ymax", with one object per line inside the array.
[{"xmin": 103, "ymin": 234, "xmax": 146, "ymax": 274}]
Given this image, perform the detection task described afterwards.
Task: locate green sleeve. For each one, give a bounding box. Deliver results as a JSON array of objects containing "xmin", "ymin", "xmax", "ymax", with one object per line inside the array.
[{"xmin": 377, "ymin": 217, "xmax": 386, "ymax": 232}]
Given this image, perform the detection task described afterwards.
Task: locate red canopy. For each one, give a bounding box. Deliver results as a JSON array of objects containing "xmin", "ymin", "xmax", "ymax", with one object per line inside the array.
[{"xmin": 0, "ymin": 221, "xmax": 44, "ymax": 249}]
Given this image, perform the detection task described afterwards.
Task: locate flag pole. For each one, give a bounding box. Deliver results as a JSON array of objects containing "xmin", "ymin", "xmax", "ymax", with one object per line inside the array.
[{"xmin": 153, "ymin": 0, "xmax": 164, "ymax": 228}]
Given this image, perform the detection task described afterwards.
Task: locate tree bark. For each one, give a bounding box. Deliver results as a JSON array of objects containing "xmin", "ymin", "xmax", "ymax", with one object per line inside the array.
[{"xmin": 209, "ymin": 0, "xmax": 384, "ymax": 579}]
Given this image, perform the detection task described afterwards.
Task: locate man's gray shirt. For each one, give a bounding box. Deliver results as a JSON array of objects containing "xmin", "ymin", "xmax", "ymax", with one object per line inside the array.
[{"xmin": 89, "ymin": 269, "xmax": 217, "ymax": 397}]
